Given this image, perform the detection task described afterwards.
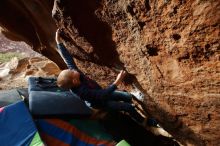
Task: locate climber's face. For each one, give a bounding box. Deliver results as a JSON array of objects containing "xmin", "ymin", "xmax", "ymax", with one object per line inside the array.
[{"xmin": 71, "ymin": 70, "xmax": 81, "ymax": 87}]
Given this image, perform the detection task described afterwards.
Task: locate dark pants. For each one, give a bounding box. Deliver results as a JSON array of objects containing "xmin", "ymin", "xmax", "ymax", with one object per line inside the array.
[{"xmin": 93, "ymin": 91, "xmax": 144, "ymax": 123}]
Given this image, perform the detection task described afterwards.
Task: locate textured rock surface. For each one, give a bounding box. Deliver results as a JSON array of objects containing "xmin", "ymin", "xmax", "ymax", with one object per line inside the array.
[
  {"xmin": 0, "ymin": 0, "xmax": 219, "ymax": 145},
  {"xmin": 52, "ymin": 1, "xmax": 220, "ymax": 145}
]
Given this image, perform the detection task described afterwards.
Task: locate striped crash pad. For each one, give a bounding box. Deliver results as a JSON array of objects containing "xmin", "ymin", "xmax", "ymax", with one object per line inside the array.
[
  {"xmin": 36, "ymin": 119, "xmax": 116, "ymax": 146},
  {"xmin": 0, "ymin": 101, "xmax": 44, "ymax": 146}
]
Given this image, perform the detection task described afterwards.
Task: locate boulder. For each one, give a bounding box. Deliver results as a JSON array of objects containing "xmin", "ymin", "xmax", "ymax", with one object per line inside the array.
[{"xmin": 0, "ymin": 0, "xmax": 219, "ymax": 145}]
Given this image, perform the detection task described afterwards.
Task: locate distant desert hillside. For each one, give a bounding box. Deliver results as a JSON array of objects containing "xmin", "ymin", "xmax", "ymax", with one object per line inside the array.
[{"xmin": 0, "ymin": 33, "xmax": 39, "ymax": 57}]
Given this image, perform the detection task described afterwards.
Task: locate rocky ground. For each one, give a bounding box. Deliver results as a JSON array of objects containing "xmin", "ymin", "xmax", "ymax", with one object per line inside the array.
[
  {"xmin": 0, "ymin": 56, "xmax": 61, "ymax": 90},
  {"xmin": 0, "ymin": 33, "xmax": 54, "ymax": 89}
]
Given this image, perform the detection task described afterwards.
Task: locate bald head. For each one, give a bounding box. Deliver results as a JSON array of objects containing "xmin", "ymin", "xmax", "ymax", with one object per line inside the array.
[{"xmin": 57, "ymin": 69, "xmax": 80, "ymax": 89}]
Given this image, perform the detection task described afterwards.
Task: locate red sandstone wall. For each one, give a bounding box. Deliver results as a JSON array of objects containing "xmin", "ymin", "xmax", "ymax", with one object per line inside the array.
[{"xmin": 0, "ymin": 0, "xmax": 219, "ymax": 145}]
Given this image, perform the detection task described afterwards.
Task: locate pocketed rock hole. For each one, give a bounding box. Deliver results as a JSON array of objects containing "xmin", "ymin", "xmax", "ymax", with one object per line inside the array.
[
  {"xmin": 146, "ymin": 45, "xmax": 159, "ymax": 56},
  {"xmin": 172, "ymin": 34, "xmax": 181, "ymax": 41}
]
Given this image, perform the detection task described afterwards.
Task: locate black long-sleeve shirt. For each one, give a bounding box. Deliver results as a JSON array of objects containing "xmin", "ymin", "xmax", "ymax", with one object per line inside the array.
[{"xmin": 57, "ymin": 43, "xmax": 117, "ymax": 103}]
